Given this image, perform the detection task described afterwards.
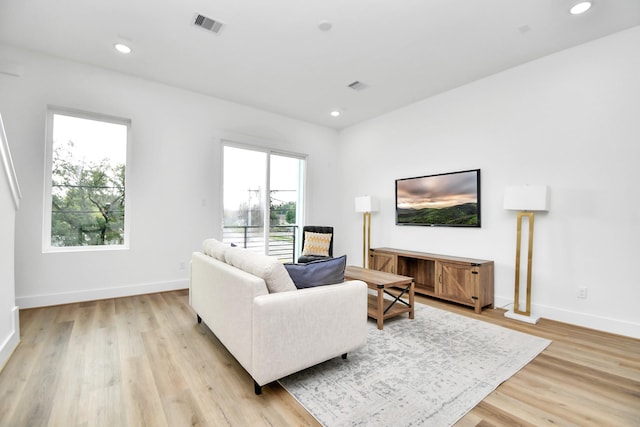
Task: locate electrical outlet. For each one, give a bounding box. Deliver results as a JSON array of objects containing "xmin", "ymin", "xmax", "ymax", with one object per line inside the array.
[
  {"xmin": 179, "ymin": 261, "xmax": 186, "ymax": 271},
  {"xmin": 577, "ymin": 287, "xmax": 588, "ymax": 299}
]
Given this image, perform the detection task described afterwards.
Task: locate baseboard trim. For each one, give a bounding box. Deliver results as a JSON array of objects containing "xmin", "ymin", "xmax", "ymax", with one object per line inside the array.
[
  {"xmin": 0, "ymin": 306, "xmax": 20, "ymax": 372},
  {"xmin": 495, "ymin": 296, "xmax": 640, "ymax": 339},
  {"xmin": 16, "ymin": 279, "xmax": 189, "ymax": 309}
]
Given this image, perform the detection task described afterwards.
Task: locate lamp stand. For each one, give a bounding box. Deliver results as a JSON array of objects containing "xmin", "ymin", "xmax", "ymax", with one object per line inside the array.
[
  {"xmin": 504, "ymin": 211, "xmax": 540, "ymax": 324},
  {"xmin": 362, "ymin": 211, "xmax": 371, "ymax": 268}
]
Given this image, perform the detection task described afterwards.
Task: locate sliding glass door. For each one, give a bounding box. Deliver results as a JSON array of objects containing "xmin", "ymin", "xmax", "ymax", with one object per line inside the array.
[{"xmin": 222, "ymin": 144, "xmax": 305, "ymax": 262}]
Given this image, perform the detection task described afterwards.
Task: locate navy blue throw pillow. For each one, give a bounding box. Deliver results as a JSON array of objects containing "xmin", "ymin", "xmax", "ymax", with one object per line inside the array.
[{"xmin": 285, "ymin": 255, "xmax": 347, "ymax": 289}]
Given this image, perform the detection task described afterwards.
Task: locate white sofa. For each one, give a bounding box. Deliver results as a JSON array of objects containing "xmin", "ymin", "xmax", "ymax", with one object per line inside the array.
[{"xmin": 189, "ymin": 239, "xmax": 368, "ymax": 394}]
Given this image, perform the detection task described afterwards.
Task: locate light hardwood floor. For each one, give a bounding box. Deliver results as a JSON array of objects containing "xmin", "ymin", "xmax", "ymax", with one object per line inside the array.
[{"xmin": 1, "ymin": 289, "xmax": 638, "ymax": 426}]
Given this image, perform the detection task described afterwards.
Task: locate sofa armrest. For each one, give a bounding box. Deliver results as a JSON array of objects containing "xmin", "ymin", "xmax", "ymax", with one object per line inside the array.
[
  {"xmin": 251, "ymin": 280, "xmax": 368, "ymax": 386},
  {"xmin": 190, "ymin": 252, "xmax": 268, "ymax": 373}
]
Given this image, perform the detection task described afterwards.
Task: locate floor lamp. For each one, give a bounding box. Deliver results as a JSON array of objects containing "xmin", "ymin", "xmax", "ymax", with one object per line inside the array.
[
  {"xmin": 355, "ymin": 196, "xmax": 378, "ymax": 269},
  {"xmin": 503, "ymin": 185, "xmax": 549, "ymax": 324}
]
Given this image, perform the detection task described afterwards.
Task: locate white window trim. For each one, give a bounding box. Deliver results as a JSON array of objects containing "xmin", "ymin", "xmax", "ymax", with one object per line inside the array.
[{"xmin": 43, "ymin": 106, "xmax": 132, "ymax": 253}]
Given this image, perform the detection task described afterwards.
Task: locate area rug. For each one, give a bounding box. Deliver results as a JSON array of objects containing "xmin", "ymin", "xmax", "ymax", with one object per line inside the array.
[{"xmin": 279, "ymin": 303, "xmax": 551, "ymax": 427}]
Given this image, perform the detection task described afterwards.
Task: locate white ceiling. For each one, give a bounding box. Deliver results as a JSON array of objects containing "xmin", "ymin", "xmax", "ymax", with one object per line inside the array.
[{"xmin": 1, "ymin": 0, "xmax": 639, "ymax": 129}]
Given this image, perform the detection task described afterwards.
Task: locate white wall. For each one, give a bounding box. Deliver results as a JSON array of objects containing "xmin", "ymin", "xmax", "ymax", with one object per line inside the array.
[
  {"xmin": 337, "ymin": 26, "xmax": 640, "ymax": 338},
  {"xmin": 0, "ymin": 44, "xmax": 340, "ymax": 308},
  {"xmin": 0, "ymin": 113, "xmax": 20, "ymax": 369},
  {"xmin": 2, "ymin": 26, "xmax": 639, "ymax": 339}
]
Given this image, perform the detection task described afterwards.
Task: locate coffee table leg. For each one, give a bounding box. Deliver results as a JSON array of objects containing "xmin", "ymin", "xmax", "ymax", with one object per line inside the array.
[
  {"xmin": 409, "ymin": 281, "xmax": 415, "ymax": 320},
  {"xmin": 377, "ymin": 286, "xmax": 384, "ymax": 330}
]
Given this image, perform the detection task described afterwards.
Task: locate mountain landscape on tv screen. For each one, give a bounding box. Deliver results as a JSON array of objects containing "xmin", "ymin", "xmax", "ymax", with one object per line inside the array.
[{"xmin": 397, "ymin": 202, "xmax": 478, "ymax": 226}]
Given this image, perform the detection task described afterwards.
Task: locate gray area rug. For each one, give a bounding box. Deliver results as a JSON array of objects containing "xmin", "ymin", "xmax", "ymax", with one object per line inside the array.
[{"xmin": 279, "ymin": 303, "xmax": 551, "ymax": 427}]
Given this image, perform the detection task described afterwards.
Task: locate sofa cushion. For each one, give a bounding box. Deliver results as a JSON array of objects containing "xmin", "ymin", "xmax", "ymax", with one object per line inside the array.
[
  {"xmin": 202, "ymin": 238, "xmax": 229, "ymax": 261},
  {"xmin": 301, "ymin": 231, "xmax": 332, "ymax": 257},
  {"xmin": 225, "ymin": 247, "xmax": 296, "ymax": 293},
  {"xmin": 284, "ymin": 255, "xmax": 347, "ymax": 289}
]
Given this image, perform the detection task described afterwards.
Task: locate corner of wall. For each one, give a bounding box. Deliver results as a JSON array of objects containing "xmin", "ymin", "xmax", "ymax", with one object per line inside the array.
[{"xmin": 0, "ymin": 306, "xmax": 20, "ymax": 372}]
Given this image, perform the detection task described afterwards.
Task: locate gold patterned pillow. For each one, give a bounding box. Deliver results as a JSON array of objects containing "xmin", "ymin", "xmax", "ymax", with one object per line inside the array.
[{"xmin": 301, "ymin": 232, "xmax": 332, "ymax": 257}]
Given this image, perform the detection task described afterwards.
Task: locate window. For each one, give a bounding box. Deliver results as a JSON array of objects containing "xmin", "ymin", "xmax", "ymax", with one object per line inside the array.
[
  {"xmin": 43, "ymin": 108, "xmax": 130, "ymax": 251},
  {"xmin": 222, "ymin": 143, "xmax": 305, "ymax": 262}
]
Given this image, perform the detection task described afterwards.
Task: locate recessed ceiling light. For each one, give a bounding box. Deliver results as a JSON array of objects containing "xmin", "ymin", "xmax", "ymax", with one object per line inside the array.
[
  {"xmin": 330, "ymin": 110, "xmax": 340, "ymax": 117},
  {"xmin": 518, "ymin": 25, "xmax": 531, "ymax": 34},
  {"xmin": 570, "ymin": 1, "xmax": 592, "ymax": 15},
  {"xmin": 114, "ymin": 43, "xmax": 132, "ymax": 54},
  {"xmin": 318, "ymin": 20, "xmax": 333, "ymax": 32}
]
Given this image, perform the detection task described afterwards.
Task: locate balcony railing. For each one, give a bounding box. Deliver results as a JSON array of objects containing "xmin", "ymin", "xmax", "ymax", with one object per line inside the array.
[{"xmin": 223, "ymin": 225, "xmax": 298, "ymax": 263}]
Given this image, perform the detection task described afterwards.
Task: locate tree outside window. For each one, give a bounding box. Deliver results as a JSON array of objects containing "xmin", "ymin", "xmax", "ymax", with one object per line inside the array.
[{"xmin": 45, "ymin": 110, "xmax": 129, "ymax": 249}]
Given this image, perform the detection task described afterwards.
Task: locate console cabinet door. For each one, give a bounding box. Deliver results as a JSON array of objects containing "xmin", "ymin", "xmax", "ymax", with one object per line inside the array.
[
  {"xmin": 370, "ymin": 251, "xmax": 396, "ymax": 273},
  {"xmin": 436, "ymin": 261, "xmax": 477, "ymax": 305}
]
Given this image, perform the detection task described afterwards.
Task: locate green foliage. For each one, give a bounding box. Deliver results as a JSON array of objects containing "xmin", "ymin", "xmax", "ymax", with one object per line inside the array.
[
  {"xmin": 51, "ymin": 140, "xmax": 125, "ymax": 246},
  {"xmin": 270, "ymin": 200, "xmax": 296, "ymax": 224},
  {"xmin": 397, "ymin": 203, "xmax": 478, "ymax": 226},
  {"xmin": 285, "ymin": 209, "xmax": 296, "ymax": 224}
]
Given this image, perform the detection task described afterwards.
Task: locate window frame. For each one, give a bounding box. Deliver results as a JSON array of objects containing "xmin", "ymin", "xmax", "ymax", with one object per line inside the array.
[
  {"xmin": 43, "ymin": 106, "xmax": 132, "ymax": 253},
  {"xmin": 221, "ymin": 139, "xmax": 307, "ymax": 258}
]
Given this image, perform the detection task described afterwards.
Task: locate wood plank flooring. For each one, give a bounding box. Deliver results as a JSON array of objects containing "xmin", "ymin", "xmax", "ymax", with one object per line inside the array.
[{"xmin": 0, "ymin": 290, "xmax": 638, "ymax": 426}]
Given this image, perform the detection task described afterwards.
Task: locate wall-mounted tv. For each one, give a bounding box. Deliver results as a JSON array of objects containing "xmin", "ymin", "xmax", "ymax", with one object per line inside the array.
[{"xmin": 395, "ymin": 169, "xmax": 481, "ymax": 227}]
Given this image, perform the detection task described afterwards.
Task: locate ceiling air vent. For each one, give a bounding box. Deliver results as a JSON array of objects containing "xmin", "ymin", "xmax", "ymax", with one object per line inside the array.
[
  {"xmin": 194, "ymin": 14, "xmax": 225, "ymax": 34},
  {"xmin": 347, "ymin": 81, "xmax": 368, "ymax": 91}
]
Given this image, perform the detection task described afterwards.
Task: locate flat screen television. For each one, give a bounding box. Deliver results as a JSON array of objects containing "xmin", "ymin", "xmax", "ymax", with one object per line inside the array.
[{"xmin": 395, "ymin": 169, "xmax": 481, "ymax": 227}]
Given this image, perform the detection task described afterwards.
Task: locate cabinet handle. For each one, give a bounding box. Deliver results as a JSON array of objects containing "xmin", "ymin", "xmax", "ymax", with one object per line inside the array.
[{"xmin": 439, "ymin": 274, "xmax": 442, "ymax": 284}]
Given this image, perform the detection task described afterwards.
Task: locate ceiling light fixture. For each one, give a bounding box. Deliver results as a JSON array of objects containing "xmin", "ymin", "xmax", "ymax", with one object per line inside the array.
[
  {"xmin": 570, "ymin": 1, "xmax": 592, "ymax": 15},
  {"xmin": 318, "ymin": 20, "xmax": 333, "ymax": 32},
  {"xmin": 114, "ymin": 43, "xmax": 132, "ymax": 54},
  {"xmin": 330, "ymin": 111, "xmax": 340, "ymax": 117}
]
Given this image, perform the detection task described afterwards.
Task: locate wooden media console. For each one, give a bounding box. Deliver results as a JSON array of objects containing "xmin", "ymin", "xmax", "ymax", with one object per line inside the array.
[{"xmin": 369, "ymin": 247, "xmax": 494, "ymax": 313}]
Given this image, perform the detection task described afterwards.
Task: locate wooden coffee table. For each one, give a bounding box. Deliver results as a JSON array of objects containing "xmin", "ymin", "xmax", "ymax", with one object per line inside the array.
[{"xmin": 345, "ymin": 265, "xmax": 415, "ymax": 330}]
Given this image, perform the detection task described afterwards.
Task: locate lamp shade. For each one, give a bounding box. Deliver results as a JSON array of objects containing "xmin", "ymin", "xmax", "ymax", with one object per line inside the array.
[
  {"xmin": 355, "ymin": 195, "xmax": 379, "ymax": 213},
  {"xmin": 504, "ymin": 185, "xmax": 550, "ymax": 211}
]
